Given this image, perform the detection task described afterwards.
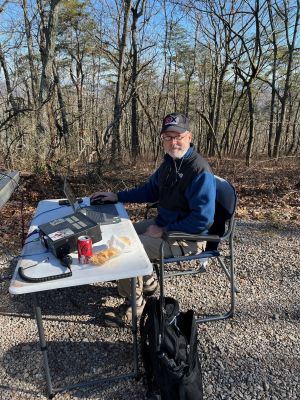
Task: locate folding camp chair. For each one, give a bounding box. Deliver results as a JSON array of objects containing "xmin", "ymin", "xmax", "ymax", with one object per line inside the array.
[{"xmin": 145, "ymin": 176, "xmax": 237, "ymax": 323}]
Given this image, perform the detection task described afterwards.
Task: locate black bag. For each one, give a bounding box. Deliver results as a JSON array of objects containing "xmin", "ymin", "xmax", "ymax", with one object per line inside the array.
[{"xmin": 140, "ymin": 296, "xmax": 203, "ymax": 400}]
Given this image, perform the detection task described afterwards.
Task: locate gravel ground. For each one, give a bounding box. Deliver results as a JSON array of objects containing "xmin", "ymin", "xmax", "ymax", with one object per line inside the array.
[{"xmin": 0, "ymin": 219, "xmax": 299, "ymax": 400}]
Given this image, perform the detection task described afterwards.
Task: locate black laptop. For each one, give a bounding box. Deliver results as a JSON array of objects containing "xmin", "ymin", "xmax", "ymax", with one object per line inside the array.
[{"xmin": 63, "ymin": 178, "xmax": 121, "ymax": 225}]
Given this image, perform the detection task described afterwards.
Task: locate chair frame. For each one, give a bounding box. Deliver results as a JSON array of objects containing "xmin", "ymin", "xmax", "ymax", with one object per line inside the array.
[{"xmin": 147, "ymin": 176, "xmax": 237, "ymax": 324}]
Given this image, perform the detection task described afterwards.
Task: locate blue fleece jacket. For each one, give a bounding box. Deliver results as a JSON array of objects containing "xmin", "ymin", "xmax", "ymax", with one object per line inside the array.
[{"xmin": 117, "ymin": 147, "xmax": 216, "ymax": 234}]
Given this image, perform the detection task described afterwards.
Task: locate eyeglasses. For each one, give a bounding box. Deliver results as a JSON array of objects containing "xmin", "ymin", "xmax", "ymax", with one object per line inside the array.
[{"xmin": 161, "ymin": 134, "xmax": 188, "ymax": 142}]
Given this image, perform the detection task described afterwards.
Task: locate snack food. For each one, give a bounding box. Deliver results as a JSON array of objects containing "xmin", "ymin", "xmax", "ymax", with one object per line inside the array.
[
  {"xmin": 89, "ymin": 235, "xmax": 133, "ymax": 266},
  {"xmin": 90, "ymin": 247, "xmax": 120, "ymax": 265}
]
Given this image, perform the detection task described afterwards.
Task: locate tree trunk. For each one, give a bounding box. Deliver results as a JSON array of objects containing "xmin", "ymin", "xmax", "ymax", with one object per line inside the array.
[
  {"xmin": 34, "ymin": 0, "xmax": 61, "ymax": 170},
  {"xmin": 111, "ymin": 0, "xmax": 132, "ymax": 161},
  {"xmin": 53, "ymin": 60, "xmax": 70, "ymax": 150},
  {"xmin": 0, "ymin": 44, "xmax": 18, "ymax": 111},
  {"xmin": 22, "ymin": 0, "xmax": 39, "ymax": 107},
  {"xmin": 272, "ymin": 0, "xmax": 300, "ymax": 158},
  {"xmin": 130, "ymin": 0, "xmax": 146, "ymax": 160},
  {"xmin": 245, "ymin": 84, "xmax": 254, "ymax": 166}
]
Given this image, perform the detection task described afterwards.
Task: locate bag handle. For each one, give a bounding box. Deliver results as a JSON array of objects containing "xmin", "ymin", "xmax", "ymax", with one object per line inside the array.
[{"xmin": 159, "ymin": 240, "xmax": 166, "ymax": 343}]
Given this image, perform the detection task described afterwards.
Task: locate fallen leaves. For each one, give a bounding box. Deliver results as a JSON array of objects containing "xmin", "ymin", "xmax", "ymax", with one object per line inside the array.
[{"xmin": 0, "ymin": 158, "xmax": 299, "ymax": 261}]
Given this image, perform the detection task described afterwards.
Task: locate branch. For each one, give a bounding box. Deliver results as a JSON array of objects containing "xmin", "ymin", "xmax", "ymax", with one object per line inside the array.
[{"xmin": 197, "ymin": 111, "xmax": 222, "ymax": 159}]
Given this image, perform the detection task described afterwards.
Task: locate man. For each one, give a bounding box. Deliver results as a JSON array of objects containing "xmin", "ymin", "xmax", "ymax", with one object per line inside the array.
[{"xmin": 91, "ymin": 112, "xmax": 216, "ymax": 326}]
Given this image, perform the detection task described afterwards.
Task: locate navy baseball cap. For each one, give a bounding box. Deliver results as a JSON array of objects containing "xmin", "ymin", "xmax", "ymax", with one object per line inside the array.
[{"xmin": 161, "ymin": 113, "xmax": 189, "ymax": 134}]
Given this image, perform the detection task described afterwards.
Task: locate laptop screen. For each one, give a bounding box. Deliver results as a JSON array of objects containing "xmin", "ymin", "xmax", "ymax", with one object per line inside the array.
[{"xmin": 63, "ymin": 178, "xmax": 80, "ymax": 213}]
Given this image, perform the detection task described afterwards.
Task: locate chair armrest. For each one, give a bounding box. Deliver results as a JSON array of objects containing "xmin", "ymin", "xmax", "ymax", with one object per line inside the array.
[{"xmin": 162, "ymin": 231, "xmax": 220, "ymax": 242}]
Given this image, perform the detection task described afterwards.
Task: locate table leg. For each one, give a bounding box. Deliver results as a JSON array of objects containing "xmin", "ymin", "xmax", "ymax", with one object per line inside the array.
[
  {"xmin": 130, "ymin": 277, "xmax": 138, "ymax": 376},
  {"xmin": 32, "ymin": 293, "xmax": 54, "ymax": 398},
  {"xmin": 31, "ymin": 281, "xmax": 139, "ymax": 397}
]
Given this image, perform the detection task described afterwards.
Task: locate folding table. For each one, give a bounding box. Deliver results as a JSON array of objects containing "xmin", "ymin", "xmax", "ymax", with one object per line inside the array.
[{"xmin": 9, "ymin": 198, "xmax": 153, "ymax": 398}]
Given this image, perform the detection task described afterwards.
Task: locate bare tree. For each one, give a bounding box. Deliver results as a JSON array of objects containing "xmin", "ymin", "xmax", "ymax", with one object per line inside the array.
[
  {"xmin": 130, "ymin": 0, "xmax": 147, "ymax": 159},
  {"xmin": 20, "ymin": 0, "xmax": 61, "ymax": 169},
  {"xmin": 209, "ymin": 0, "xmax": 264, "ymax": 165},
  {"xmin": 109, "ymin": 0, "xmax": 132, "ymax": 160},
  {"xmin": 1, "ymin": 0, "xmax": 300, "ymax": 171},
  {"xmin": 271, "ymin": 0, "xmax": 300, "ymax": 159}
]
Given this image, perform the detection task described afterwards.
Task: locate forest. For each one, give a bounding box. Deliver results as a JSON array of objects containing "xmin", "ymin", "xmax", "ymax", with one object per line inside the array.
[{"xmin": 0, "ymin": 0, "xmax": 300, "ymax": 175}]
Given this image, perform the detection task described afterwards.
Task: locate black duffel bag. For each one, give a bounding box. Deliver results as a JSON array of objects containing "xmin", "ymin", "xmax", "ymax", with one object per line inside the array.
[{"xmin": 140, "ymin": 296, "xmax": 203, "ymax": 400}]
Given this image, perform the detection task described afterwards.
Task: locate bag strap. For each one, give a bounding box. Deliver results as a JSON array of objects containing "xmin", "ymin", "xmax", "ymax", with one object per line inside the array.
[
  {"xmin": 140, "ymin": 296, "xmax": 156, "ymax": 335},
  {"xmin": 140, "ymin": 297, "xmax": 162, "ymax": 351},
  {"xmin": 158, "ymin": 297, "xmax": 180, "ymax": 347},
  {"xmin": 159, "ymin": 239, "xmax": 180, "ymax": 341},
  {"xmin": 159, "ymin": 258, "xmax": 165, "ymax": 339}
]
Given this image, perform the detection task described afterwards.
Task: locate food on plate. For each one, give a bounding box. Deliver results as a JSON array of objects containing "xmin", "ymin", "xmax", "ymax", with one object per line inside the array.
[{"xmin": 90, "ymin": 247, "xmax": 120, "ymax": 265}]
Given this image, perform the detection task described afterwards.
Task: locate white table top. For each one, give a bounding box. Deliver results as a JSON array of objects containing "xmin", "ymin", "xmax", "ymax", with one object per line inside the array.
[{"xmin": 9, "ymin": 198, "xmax": 153, "ymax": 295}]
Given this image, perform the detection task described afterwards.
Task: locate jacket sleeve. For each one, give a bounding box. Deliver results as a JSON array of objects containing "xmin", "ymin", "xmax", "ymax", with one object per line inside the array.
[
  {"xmin": 117, "ymin": 169, "xmax": 160, "ymax": 204},
  {"xmin": 166, "ymin": 172, "xmax": 216, "ymax": 233}
]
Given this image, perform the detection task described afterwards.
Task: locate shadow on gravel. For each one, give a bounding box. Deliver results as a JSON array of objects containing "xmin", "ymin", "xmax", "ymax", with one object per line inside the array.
[
  {"xmin": 6, "ymin": 283, "xmax": 120, "ymax": 324},
  {"xmin": 0, "ymin": 384, "xmax": 42, "ymax": 398},
  {"xmin": 2, "ymin": 338, "xmax": 135, "ymax": 397},
  {"xmin": 236, "ymin": 218, "xmax": 300, "ymax": 236}
]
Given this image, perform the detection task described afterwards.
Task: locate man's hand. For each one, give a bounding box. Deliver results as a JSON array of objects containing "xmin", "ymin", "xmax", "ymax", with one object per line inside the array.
[
  {"xmin": 144, "ymin": 224, "xmax": 165, "ymax": 238},
  {"xmin": 90, "ymin": 191, "xmax": 118, "ymax": 203}
]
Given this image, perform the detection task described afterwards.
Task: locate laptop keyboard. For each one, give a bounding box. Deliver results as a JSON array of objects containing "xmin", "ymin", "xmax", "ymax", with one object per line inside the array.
[
  {"xmin": 80, "ymin": 204, "xmax": 120, "ymax": 224},
  {"xmin": 82, "ymin": 209, "xmax": 104, "ymax": 223}
]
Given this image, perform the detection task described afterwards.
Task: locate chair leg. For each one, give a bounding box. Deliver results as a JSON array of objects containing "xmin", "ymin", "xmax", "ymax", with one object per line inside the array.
[
  {"xmin": 157, "ymin": 239, "xmax": 237, "ymax": 324},
  {"xmin": 196, "ymin": 254, "xmax": 236, "ymax": 324},
  {"xmin": 216, "ymin": 257, "xmax": 239, "ymax": 293}
]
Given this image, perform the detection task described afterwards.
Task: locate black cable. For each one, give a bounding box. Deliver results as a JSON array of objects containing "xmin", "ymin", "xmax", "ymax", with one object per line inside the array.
[
  {"xmin": 25, "ymin": 229, "xmax": 39, "ymax": 239},
  {"xmin": 23, "ymin": 238, "xmax": 40, "ymax": 245},
  {"xmin": 31, "ymin": 206, "xmax": 66, "ymax": 222},
  {"xmin": 22, "ymin": 250, "xmax": 49, "ymax": 257},
  {"xmin": 18, "ymin": 255, "xmax": 73, "ymax": 282}
]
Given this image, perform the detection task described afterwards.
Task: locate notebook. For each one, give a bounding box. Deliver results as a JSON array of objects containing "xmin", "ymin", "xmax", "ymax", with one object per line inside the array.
[{"xmin": 63, "ymin": 178, "xmax": 121, "ymax": 225}]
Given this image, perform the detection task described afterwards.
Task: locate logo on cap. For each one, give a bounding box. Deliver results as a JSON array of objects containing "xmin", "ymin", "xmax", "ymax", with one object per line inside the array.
[{"xmin": 164, "ymin": 115, "xmax": 179, "ymax": 126}]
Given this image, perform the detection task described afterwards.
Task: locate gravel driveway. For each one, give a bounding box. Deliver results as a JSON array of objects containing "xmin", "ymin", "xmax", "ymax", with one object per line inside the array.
[{"xmin": 0, "ymin": 219, "xmax": 299, "ymax": 400}]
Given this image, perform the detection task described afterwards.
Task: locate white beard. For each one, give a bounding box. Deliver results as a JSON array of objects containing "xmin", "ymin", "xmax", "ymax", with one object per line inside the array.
[{"xmin": 166, "ymin": 147, "xmax": 189, "ymax": 159}]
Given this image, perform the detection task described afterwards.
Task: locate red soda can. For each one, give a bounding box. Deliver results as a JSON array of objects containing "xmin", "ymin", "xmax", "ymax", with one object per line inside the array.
[{"xmin": 77, "ymin": 236, "xmax": 93, "ymax": 264}]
